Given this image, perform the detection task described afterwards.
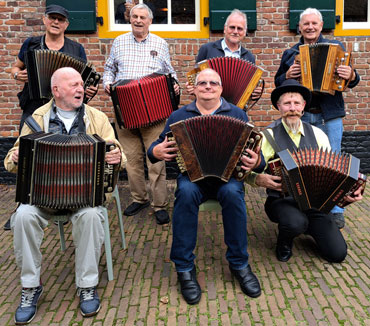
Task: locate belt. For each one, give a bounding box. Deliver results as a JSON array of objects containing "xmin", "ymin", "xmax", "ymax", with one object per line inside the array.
[{"xmin": 307, "ymin": 107, "xmax": 322, "ymax": 114}]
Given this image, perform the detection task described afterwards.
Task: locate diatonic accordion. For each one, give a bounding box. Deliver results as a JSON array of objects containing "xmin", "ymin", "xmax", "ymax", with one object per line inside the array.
[
  {"xmin": 168, "ymin": 115, "xmax": 262, "ymax": 182},
  {"xmin": 297, "ymin": 43, "xmax": 351, "ymax": 95},
  {"xmin": 25, "ymin": 49, "xmax": 101, "ymax": 102},
  {"xmin": 270, "ymin": 148, "xmax": 365, "ymax": 213},
  {"xmin": 187, "ymin": 57, "xmax": 264, "ymax": 109},
  {"xmin": 110, "ymin": 73, "xmax": 178, "ymax": 129},
  {"xmin": 16, "ymin": 132, "xmax": 119, "ymax": 210}
]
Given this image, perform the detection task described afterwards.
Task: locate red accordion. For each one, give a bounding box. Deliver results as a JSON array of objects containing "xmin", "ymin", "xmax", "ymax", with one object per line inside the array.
[
  {"xmin": 270, "ymin": 148, "xmax": 365, "ymax": 213},
  {"xmin": 187, "ymin": 57, "xmax": 264, "ymax": 109},
  {"xmin": 168, "ymin": 115, "xmax": 262, "ymax": 182},
  {"xmin": 110, "ymin": 73, "xmax": 178, "ymax": 129}
]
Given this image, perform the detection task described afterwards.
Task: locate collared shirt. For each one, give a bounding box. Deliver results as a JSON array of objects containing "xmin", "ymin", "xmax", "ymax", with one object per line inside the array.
[
  {"xmin": 103, "ymin": 32, "xmax": 177, "ymax": 88},
  {"xmin": 221, "ymin": 38, "xmax": 241, "ymax": 58}
]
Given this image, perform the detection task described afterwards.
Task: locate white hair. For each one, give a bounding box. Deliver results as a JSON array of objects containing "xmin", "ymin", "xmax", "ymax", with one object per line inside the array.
[
  {"xmin": 224, "ymin": 9, "xmax": 247, "ymax": 30},
  {"xmin": 299, "ymin": 8, "xmax": 323, "ymax": 23},
  {"xmin": 130, "ymin": 4, "xmax": 153, "ymax": 20}
]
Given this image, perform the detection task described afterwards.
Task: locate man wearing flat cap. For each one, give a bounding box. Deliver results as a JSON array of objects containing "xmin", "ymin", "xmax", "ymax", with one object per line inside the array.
[
  {"xmin": 10, "ymin": 4, "xmax": 97, "ymax": 131},
  {"xmin": 245, "ymin": 79, "xmax": 363, "ymax": 263}
]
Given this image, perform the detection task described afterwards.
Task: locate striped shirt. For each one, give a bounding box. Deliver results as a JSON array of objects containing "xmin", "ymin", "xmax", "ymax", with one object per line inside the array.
[{"xmin": 103, "ymin": 32, "xmax": 177, "ymax": 87}]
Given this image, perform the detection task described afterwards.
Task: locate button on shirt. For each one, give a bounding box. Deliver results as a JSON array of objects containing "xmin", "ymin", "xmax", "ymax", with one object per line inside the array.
[
  {"xmin": 221, "ymin": 38, "xmax": 241, "ymax": 58},
  {"xmin": 103, "ymin": 32, "xmax": 177, "ymax": 87}
]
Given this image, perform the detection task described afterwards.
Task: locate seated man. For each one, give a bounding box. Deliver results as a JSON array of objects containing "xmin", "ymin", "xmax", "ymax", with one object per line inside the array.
[
  {"xmin": 248, "ymin": 79, "xmax": 363, "ymax": 263},
  {"xmin": 147, "ymin": 68, "xmax": 263, "ymax": 304},
  {"xmin": 4, "ymin": 67, "xmax": 126, "ymax": 325}
]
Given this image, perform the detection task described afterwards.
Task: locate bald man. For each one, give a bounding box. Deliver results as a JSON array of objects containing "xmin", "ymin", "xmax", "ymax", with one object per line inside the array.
[{"xmin": 5, "ymin": 67, "xmax": 126, "ymax": 324}]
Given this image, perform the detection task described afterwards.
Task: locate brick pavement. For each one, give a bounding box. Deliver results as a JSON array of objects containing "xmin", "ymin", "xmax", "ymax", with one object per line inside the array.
[{"xmin": 0, "ymin": 181, "xmax": 369, "ymax": 325}]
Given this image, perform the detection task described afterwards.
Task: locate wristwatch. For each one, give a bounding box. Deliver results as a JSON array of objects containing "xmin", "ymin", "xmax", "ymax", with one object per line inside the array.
[{"xmin": 13, "ymin": 71, "xmax": 18, "ymax": 80}]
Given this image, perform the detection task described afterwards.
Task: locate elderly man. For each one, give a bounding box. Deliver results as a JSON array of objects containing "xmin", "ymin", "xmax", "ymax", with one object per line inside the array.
[
  {"xmin": 148, "ymin": 69, "xmax": 262, "ymax": 304},
  {"xmin": 5, "ymin": 67, "xmax": 125, "ymax": 325},
  {"xmin": 103, "ymin": 4, "xmax": 179, "ymax": 224},
  {"xmin": 274, "ymin": 7, "xmax": 360, "ymax": 228},
  {"xmin": 186, "ymin": 9, "xmax": 262, "ymax": 100},
  {"xmin": 248, "ymin": 79, "xmax": 363, "ymax": 263}
]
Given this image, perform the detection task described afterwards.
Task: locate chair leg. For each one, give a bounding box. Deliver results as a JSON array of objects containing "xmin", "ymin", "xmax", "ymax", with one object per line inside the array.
[
  {"xmin": 102, "ymin": 207, "xmax": 114, "ymax": 281},
  {"xmin": 112, "ymin": 186, "xmax": 126, "ymax": 249},
  {"xmin": 58, "ymin": 221, "xmax": 66, "ymax": 252}
]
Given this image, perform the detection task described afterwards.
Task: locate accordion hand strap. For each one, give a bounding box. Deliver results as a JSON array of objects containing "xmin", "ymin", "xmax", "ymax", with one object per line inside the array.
[
  {"xmin": 261, "ymin": 129, "xmax": 281, "ymax": 154},
  {"xmin": 244, "ymin": 79, "xmax": 265, "ymax": 112}
]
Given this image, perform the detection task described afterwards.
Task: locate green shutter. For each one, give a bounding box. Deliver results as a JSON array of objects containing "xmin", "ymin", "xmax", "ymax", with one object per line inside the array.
[
  {"xmin": 289, "ymin": 0, "xmax": 336, "ymax": 31},
  {"xmin": 46, "ymin": 0, "xmax": 96, "ymax": 33},
  {"xmin": 209, "ymin": 0, "xmax": 257, "ymax": 31}
]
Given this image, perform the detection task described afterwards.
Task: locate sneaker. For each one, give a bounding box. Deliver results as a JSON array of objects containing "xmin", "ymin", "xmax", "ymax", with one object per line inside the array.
[
  {"xmin": 15, "ymin": 285, "xmax": 43, "ymax": 325},
  {"xmin": 78, "ymin": 287, "xmax": 101, "ymax": 317},
  {"xmin": 330, "ymin": 213, "xmax": 345, "ymax": 229}
]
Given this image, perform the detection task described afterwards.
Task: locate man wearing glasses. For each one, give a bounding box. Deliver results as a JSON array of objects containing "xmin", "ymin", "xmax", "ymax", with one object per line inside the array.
[{"xmin": 148, "ymin": 69, "xmax": 263, "ymax": 305}]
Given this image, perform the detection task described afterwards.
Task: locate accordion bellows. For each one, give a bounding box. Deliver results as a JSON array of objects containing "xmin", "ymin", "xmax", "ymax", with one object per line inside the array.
[
  {"xmin": 16, "ymin": 133, "xmax": 116, "ymax": 210},
  {"xmin": 110, "ymin": 73, "xmax": 178, "ymax": 129},
  {"xmin": 276, "ymin": 148, "xmax": 363, "ymax": 213},
  {"xmin": 187, "ymin": 57, "xmax": 264, "ymax": 109},
  {"xmin": 298, "ymin": 43, "xmax": 351, "ymax": 95},
  {"xmin": 169, "ymin": 115, "xmax": 261, "ymax": 182},
  {"xmin": 25, "ymin": 49, "xmax": 100, "ymax": 101}
]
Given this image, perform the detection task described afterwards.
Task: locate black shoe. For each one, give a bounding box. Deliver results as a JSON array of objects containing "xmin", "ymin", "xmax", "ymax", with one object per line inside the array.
[
  {"xmin": 177, "ymin": 266, "xmax": 201, "ymax": 304},
  {"xmin": 276, "ymin": 237, "xmax": 293, "ymax": 262},
  {"xmin": 123, "ymin": 201, "xmax": 150, "ymax": 216},
  {"xmin": 229, "ymin": 265, "xmax": 261, "ymax": 298},
  {"xmin": 154, "ymin": 210, "xmax": 170, "ymax": 225},
  {"xmin": 3, "ymin": 218, "xmax": 11, "ymax": 231}
]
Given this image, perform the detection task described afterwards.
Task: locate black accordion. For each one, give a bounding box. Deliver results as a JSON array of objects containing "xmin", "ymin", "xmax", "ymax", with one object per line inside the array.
[
  {"xmin": 110, "ymin": 73, "xmax": 178, "ymax": 129},
  {"xmin": 25, "ymin": 49, "xmax": 101, "ymax": 102},
  {"xmin": 16, "ymin": 133, "xmax": 119, "ymax": 210},
  {"xmin": 270, "ymin": 148, "xmax": 365, "ymax": 213},
  {"xmin": 297, "ymin": 43, "xmax": 351, "ymax": 95},
  {"xmin": 168, "ymin": 115, "xmax": 262, "ymax": 182},
  {"xmin": 187, "ymin": 57, "xmax": 264, "ymax": 109}
]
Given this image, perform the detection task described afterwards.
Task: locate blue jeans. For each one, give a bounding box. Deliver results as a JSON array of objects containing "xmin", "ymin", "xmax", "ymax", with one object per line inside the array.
[
  {"xmin": 170, "ymin": 174, "xmax": 249, "ymax": 272},
  {"xmin": 301, "ymin": 112, "xmax": 344, "ymax": 214}
]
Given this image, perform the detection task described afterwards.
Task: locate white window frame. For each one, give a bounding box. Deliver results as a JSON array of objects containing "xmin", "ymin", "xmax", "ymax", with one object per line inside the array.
[
  {"xmin": 109, "ymin": 0, "xmax": 201, "ymax": 32},
  {"xmin": 342, "ymin": 0, "xmax": 370, "ymax": 30}
]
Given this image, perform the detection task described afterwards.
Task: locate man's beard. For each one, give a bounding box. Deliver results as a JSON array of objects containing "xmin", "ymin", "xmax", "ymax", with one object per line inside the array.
[{"xmin": 283, "ymin": 112, "xmax": 302, "ymax": 134}]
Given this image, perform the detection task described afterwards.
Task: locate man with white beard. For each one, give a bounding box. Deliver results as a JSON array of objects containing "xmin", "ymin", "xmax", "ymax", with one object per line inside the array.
[{"xmin": 246, "ymin": 79, "xmax": 363, "ymax": 263}]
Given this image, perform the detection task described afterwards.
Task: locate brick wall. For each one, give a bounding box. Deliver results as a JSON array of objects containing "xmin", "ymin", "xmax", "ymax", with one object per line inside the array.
[{"xmin": 0, "ymin": 1, "xmax": 369, "ymax": 183}]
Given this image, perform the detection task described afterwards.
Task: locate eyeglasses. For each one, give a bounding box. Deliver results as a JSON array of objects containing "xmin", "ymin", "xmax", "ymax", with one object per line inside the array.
[
  {"xmin": 195, "ymin": 80, "xmax": 221, "ymax": 87},
  {"xmin": 227, "ymin": 25, "xmax": 245, "ymax": 32},
  {"xmin": 47, "ymin": 15, "xmax": 68, "ymax": 23}
]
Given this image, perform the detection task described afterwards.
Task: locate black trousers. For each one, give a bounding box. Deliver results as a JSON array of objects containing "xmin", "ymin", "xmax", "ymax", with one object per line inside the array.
[{"xmin": 264, "ymin": 196, "xmax": 347, "ymax": 263}]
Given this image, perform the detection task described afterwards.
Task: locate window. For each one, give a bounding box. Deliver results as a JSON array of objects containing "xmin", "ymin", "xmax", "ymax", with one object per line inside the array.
[
  {"xmin": 98, "ymin": 0, "xmax": 209, "ymax": 38},
  {"xmin": 335, "ymin": 0, "xmax": 370, "ymax": 36}
]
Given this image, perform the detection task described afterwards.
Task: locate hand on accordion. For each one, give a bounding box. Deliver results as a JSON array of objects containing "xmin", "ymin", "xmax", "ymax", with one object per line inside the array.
[
  {"xmin": 255, "ymin": 173, "xmax": 282, "ymax": 192},
  {"xmin": 153, "ymin": 136, "xmax": 178, "ymax": 162},
  {"xmin": 239, "ymin": 147, "xmax": 260, "ymax": 173},
  {"xmin": 16, "ymin": 69, "xmax": 28, "ymax": 83},
  {"xmin": 336, "ymin": 65, "xmax": 354, "ymax": 81},
  {"xmin": 105, "ymin": 146, "xmax": 121, "ymax": 165},
  {"xmin": 286, "ymin": 62, "xmax": 301, "ymax": 80},
  {"xmin": 84, "ymin": 85, "xmax": 98, "ymax": 101},
  {"xmin": 11, "ymin": 149, "xmax": 19, "ymax": 164},
  {"xmin": 343, "ymin": 186, "xmax": 364, "ymax": 204},
  {"xmin": 251, "ymin": 86, "xmax": 263, "ymax": 100}
]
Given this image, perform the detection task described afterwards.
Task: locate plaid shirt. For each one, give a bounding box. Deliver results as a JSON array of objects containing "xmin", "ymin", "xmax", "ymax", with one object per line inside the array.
[{"xmin": 103, "ymin": 32, "xmax": 177, "ymax": 88}]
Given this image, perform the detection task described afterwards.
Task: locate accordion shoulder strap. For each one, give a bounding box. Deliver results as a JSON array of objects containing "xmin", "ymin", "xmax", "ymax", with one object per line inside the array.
[
  {"xmin": 262, "ymin": 129, "xmax": 281, "ymax": 153},
  {"xmin": 25, "ymin": 116, "xmax": 42, "ymax": 133}
]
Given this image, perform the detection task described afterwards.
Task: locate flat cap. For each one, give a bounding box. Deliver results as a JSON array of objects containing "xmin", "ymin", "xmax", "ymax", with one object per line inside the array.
[{"xmin": 45, "ymin": 4, "xmax": 69, "ymax": 19}]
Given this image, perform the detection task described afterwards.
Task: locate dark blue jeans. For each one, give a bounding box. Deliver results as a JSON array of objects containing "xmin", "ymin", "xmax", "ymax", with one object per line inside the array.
[{"xmin": 170, "ymin": 174, "xmax": 249, "ymax": 272}]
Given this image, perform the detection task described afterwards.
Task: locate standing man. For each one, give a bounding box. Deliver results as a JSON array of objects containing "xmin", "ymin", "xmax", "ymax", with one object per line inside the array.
[
  {"xmin": 4, "ymin": 67, "xmax": 125, "ymax": 325},
  {"xmin": 148, "ymin": 69, "xmax": 262, "ymax": 304},
  {"xmin": 274, "ymin": 8, "xmax": 360, "ymax": 228},
  {"xmin": 103, "ymin": 4, "xmax": 179, "ymax": 225},
  {"xmin": 187, "ymin": 9, "xmax": 262, "ymax": 99},
  {"xmin": 4, "ymin": 4, "xmax": 97, "ymax": 232},
  {"xmin": 248, "ymin": 79, "xmax": 363, "ymax": 263}
]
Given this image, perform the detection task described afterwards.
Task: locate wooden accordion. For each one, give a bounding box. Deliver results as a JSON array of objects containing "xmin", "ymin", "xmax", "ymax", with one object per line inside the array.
[
  {"xmin": 16, "ymin": 132, "xmax": 119, "ymax": 210},
  {"xmin": 110, "ymin": 73, "xmax": 178, "ymax": 129},
  {"xmin": 269, "ymin": 148, "xmax": 365, "ymax": 213},
  {"xmin": 25, "ymin": 49, "xmax": 101, "ymax": 102},
  {"xmin": 187, "ymin": 57, "xmax": 264, "ymax": 109},
  {"xmin": 168, "ymin": 115, "xmax": 262, "ymax": 182},
  {"xmin": 298, "ymin": 43, "xmax": 351, "ymax": 95}
]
